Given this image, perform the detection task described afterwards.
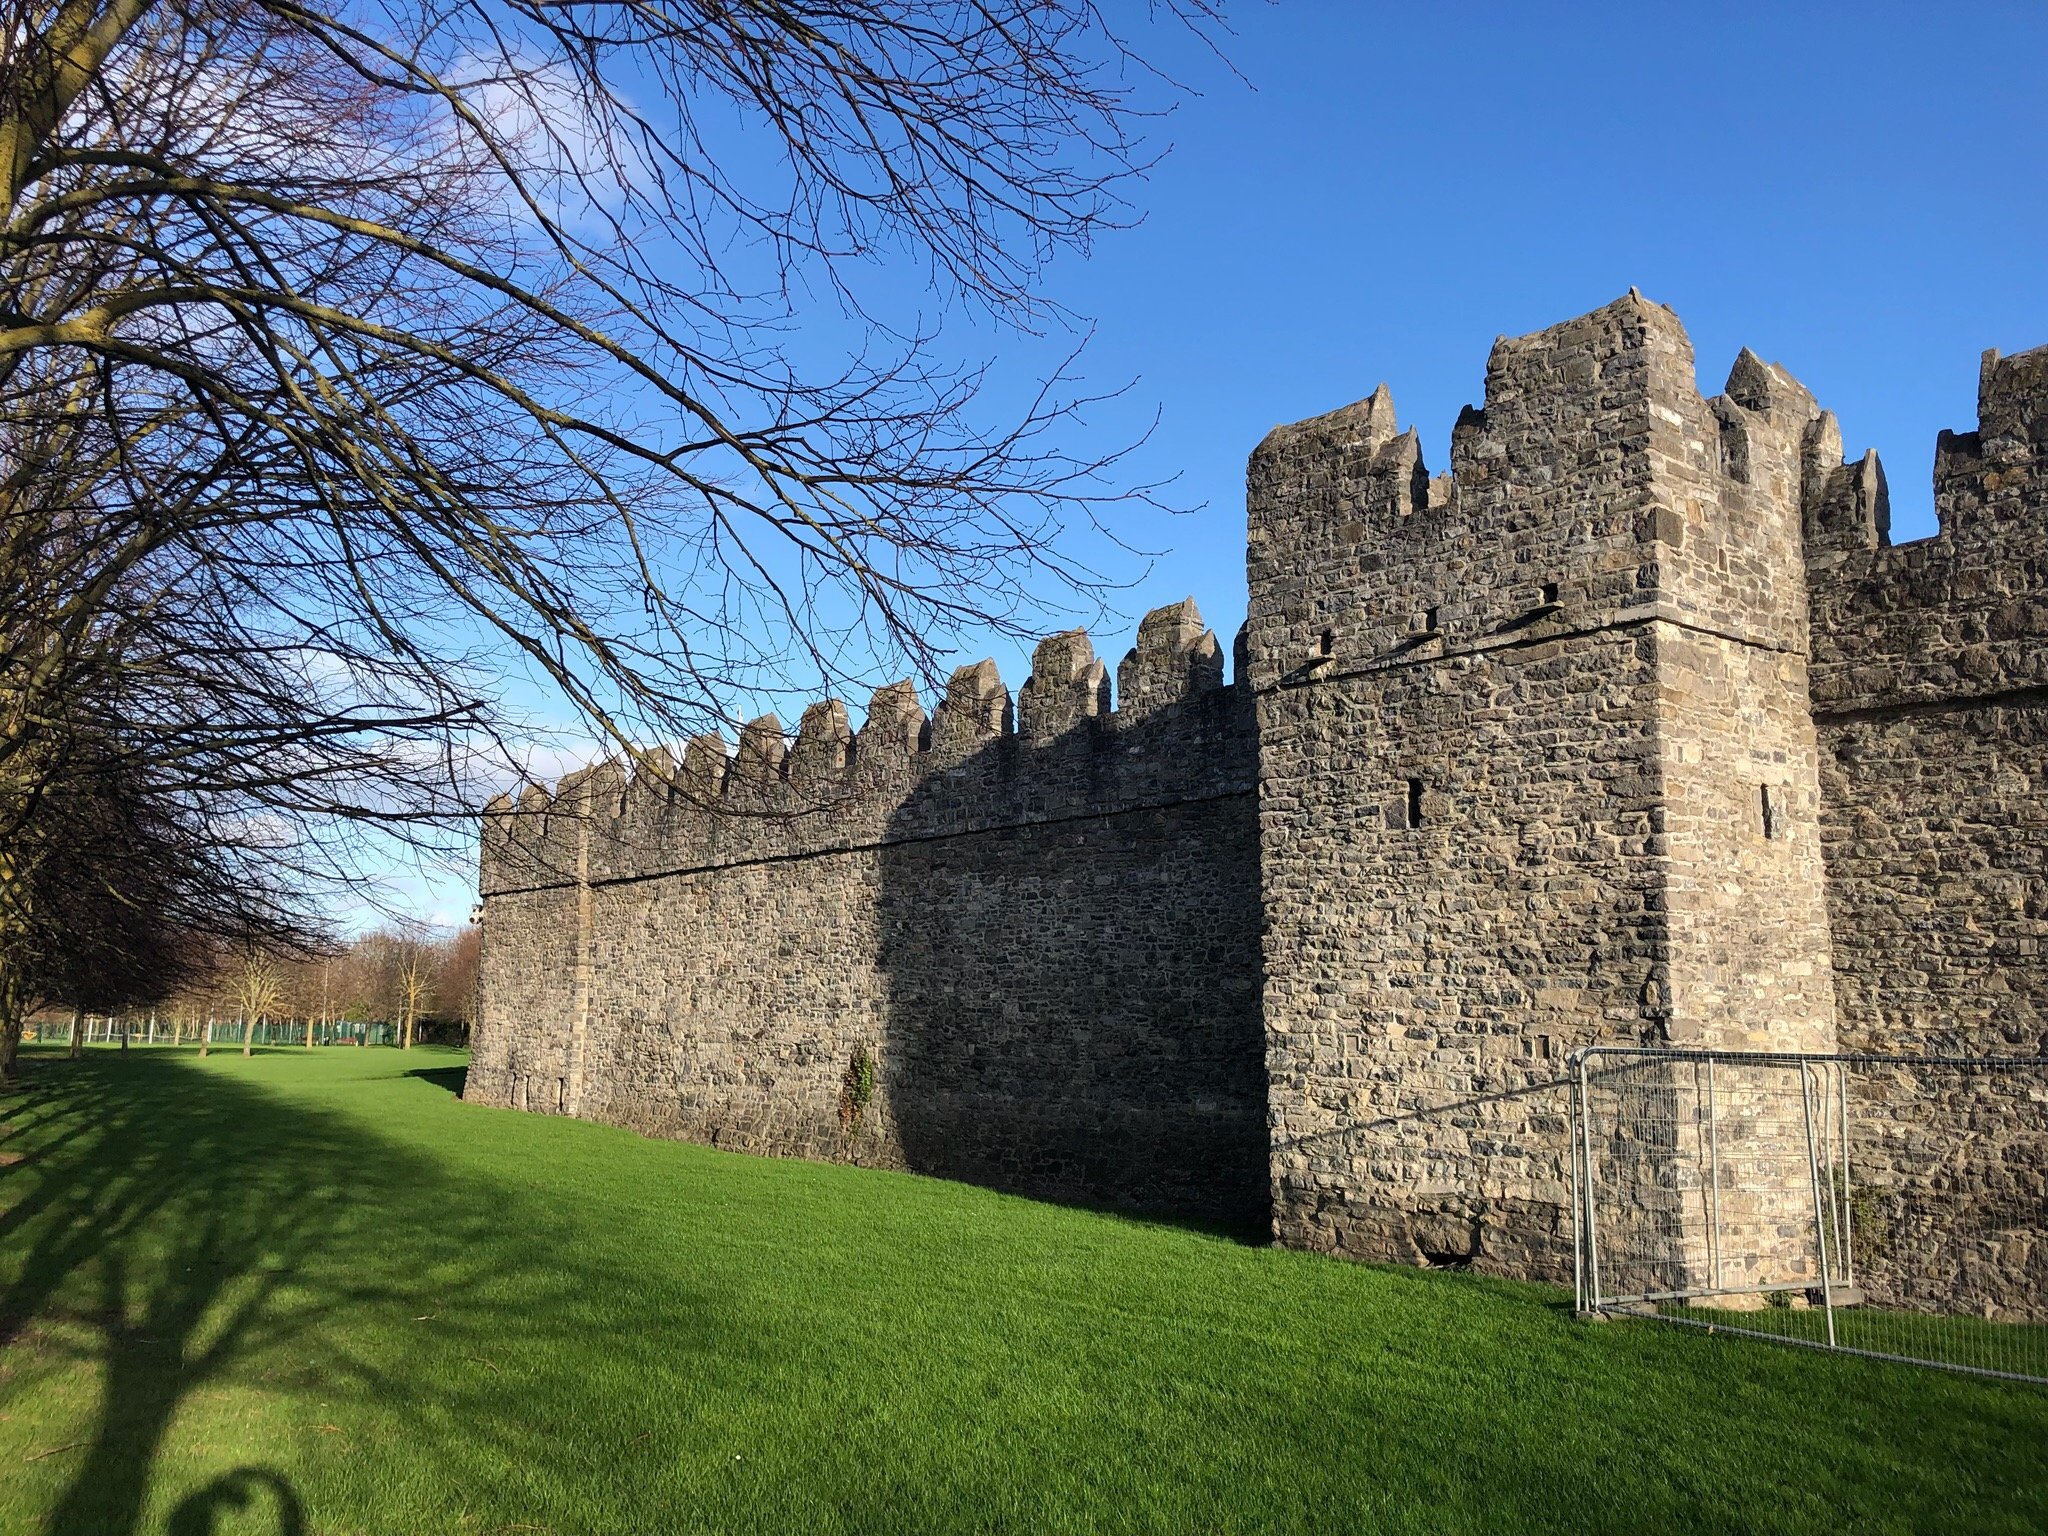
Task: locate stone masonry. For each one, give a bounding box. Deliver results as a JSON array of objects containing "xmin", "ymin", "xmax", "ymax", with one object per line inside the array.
[
  {"xmin": 472, "ymin": 295, "xmax": 2047, "ymax": 1280},
  {"xmin": 474, "ymin": 607, "xmax": 1270, "ymax": 1227}
]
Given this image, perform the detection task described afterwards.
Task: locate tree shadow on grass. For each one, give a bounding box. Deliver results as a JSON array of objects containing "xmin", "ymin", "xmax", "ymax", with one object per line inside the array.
[
  {"xmin": 0, "ymin": 1052, "xmax": 721, "ymax": 1536},
  {"xmin": 5, "ymin": 1054, "xmax": 2047, "ymax": 1536},
  {"xmin": 166, "ymin": 1468, "xmax": 304, "ymax": 1535}
]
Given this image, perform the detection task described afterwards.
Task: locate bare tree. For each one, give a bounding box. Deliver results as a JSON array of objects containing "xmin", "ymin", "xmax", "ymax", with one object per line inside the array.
[
  {"xmin": 178, "ymin": 958, "xmax": 236, "ymax": 1057},
  {"xmin": 0, "ymin": 722, "xmax": 302, "ymax": 1074},
  {"xmin": 231, "ymin": 951, "xmax": 282, "ymax": 1057},
  {"xmin": 438, "ymin": 924, "xmax": 480, "ymax": 1040},
  {"xmin": 394, "ymin": 944, "xmax": 431, "ymax": 1051},
  {"xmin": 0, "ymin": 1, "xmax": 1220, "ymax": 1044}
]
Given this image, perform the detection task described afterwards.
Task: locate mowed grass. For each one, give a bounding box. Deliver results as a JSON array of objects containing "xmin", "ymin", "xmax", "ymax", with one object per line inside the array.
[{"xmin": 1, "ymin": 1050, "xmax": 2045, "ymax": 1536}]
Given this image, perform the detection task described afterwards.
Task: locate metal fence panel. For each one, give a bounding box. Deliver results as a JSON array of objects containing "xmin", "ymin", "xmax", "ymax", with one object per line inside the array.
[{"xmin": 1572, "ymin": 1046, "xmax": 2048, "ymax": 1385}]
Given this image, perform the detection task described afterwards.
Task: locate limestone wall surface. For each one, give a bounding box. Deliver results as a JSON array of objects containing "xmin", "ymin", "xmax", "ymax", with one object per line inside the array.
[
  {"xmin": 471, "ymin": 609, "xmax": 1271, "ymax": 1228},
  {"xmin": 1807, "ymin": 343, "xmax": 2048, "ymax": 1056},
  {"xmin": 1803, "ymin": 344, "xmax": 2048, "ymax": 1318},
  {"xmin": 1245, "ymin": 296, "xmax": 1839, "ymax": 1280}
]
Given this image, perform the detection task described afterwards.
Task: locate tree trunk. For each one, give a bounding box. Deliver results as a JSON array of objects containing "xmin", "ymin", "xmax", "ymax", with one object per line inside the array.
[
  {"xmin": 241, "ymin": 1012, "xmax": 252, "ymax": 1057},
  {"xmin": 0, "ymin": 867, "xmax": 21, "ymax": 1080},
  {"xmin": 198, "ymin": 1017, "xmax": 210, "ymax": 1058},
  {"xmin": 304, "ymin": 1013, "xmax": 314, "ymax": 1049},
  {"xmin": 120, "ymin": 1016, "xmax": 129, "ymax": 1054},
  {"xmin": 67, "ymin": 1003, "xmax": 82, "ymax": 1059}
]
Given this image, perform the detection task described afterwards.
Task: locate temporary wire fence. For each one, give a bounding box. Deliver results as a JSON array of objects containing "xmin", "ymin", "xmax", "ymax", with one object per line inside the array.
[
  {"xmin": 1570, "ymin": 1046, "xmax": 2048, "ymax": 1384},
  {"xmin": 36, "ymin": 1015, "xmax": 400, "ymax": 1048}
]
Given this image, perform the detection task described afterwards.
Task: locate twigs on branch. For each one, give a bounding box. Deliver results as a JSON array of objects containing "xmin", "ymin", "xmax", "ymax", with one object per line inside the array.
[{"xmin": 0, "ymin": 0, "xmax": 1225, "ymax": 1071}]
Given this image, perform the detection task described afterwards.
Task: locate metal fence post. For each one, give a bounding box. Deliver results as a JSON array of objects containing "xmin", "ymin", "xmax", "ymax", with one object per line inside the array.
[
  {"xmin": 1706, "ymin": 1054, "xmax": 1723, "ymax": 1293},
  {"xmin": 1569, "ymin": 1064, "xmax": 1584, "ymax": 1313},
  {"xmin": 1838, "ymin": 1064, "xmax": 1855, "ymax": 1288},
  {"xmin": 1577, "ymin": 1051, "xmax": 1602, "ymax": 1313},
  {"xmin": 1799, "ymin": 1065, "xmax": 1837, "ymax": 1349}
]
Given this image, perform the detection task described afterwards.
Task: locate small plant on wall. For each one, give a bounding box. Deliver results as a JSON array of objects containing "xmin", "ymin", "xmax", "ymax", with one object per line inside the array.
[
  {"xmin": 839, "ymin": 1045, "xmax": 877, "ymax": 1133},
  {"xmin": 1840, "ymin": 1174, "xmax": 1894, "ymax": 1268}
]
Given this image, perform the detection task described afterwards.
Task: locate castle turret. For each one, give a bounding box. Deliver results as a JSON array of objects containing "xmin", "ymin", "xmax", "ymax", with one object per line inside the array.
[{"xmin": 1247, "ymin": 294, "xmax": 1837, "ymax": 1279}]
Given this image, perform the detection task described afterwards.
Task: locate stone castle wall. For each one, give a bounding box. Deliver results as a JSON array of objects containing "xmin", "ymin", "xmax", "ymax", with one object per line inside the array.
[
  {"xmin": 1806, "ymin": 344, "xmax": 2048, "ymax": 1056},
  {"xmin": 1802, "ymin": 346, "xmax": 2048, "ymax": 1314},
  {"xmin": 473, "ymin": 297, "xmax": 2045, "ymax": 1292},
  {"xmin": 1244, "ymin": 297, "xmax": 1838, "ymax": 1280},
  {"xmin": 472, "ymin": 607, "xmax": 1272, "ymax": 1227}
]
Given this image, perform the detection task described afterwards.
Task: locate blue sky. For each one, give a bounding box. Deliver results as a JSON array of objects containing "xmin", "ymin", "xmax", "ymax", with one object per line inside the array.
[
  {"xmin": 1034, "ymin": 0, "xmax": 2045, "ymax": 630},
  {"xmin": 377, "ymin": 0, "xmax": 2047, "ymax": 927}
]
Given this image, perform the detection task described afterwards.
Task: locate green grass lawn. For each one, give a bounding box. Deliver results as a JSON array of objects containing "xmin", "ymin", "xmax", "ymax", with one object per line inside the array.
[{"xmin": 2, "ymin": 1048, "xmax": 2044, "ymax": 1535}]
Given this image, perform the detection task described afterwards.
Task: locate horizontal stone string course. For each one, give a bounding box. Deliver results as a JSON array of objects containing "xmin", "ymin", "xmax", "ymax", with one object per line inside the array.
[
  {"xmin": 485, "ymin": 785, "xmax": 1258, "ymax": 900},
  {"xmin": 474, "ymin": 295, "xmax": 2048, "ymax": 1305}
]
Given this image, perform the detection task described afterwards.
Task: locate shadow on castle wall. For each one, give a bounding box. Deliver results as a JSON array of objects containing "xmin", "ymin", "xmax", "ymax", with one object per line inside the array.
[
  {"xmin": 872, "ymin": 690, "xmax": 1270, "ymax": 1235},
  {"xmin": 470, "ymin": 603, "xmax": 1276, "ymax": 1236}
]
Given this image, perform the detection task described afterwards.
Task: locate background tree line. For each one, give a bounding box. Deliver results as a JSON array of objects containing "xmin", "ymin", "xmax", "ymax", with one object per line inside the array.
[{"xmin": 30, "ymin": 923, "xmax": 480, "ymax": 1048}]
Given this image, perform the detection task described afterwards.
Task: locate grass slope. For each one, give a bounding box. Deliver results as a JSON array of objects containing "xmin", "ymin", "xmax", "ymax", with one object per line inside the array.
[{"xmin": 1, "ymin": 1047, "xmax": 2044, "ymax": 1535}]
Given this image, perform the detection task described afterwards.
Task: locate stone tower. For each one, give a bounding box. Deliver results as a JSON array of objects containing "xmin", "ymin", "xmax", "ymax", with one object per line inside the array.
[{"xmin": 1246, "ymin": 294, "xmax": 1839, "ymax": 1276}]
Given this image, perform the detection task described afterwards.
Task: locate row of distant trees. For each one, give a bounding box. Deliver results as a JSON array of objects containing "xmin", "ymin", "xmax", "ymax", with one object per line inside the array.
[{"xmin": 35, "ymin": 924, "xmax": 479, "ymax": 1054}]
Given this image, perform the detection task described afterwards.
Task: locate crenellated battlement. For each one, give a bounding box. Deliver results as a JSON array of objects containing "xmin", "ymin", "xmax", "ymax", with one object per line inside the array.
[
  {"xmin": 1244, "ymin": 294, "xmax": 1838, "ymax": 697},
  {"xmin": 1800, "ymin": 341, "xmax": 2048, "ymax": 563},
  {"xmin": 1805, "ymin": 342, "xmax": 2048, "ymax": 715},
  {"xmin": 481, "ymin": 598, "xmax": 1255, "ymax": 899}
]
